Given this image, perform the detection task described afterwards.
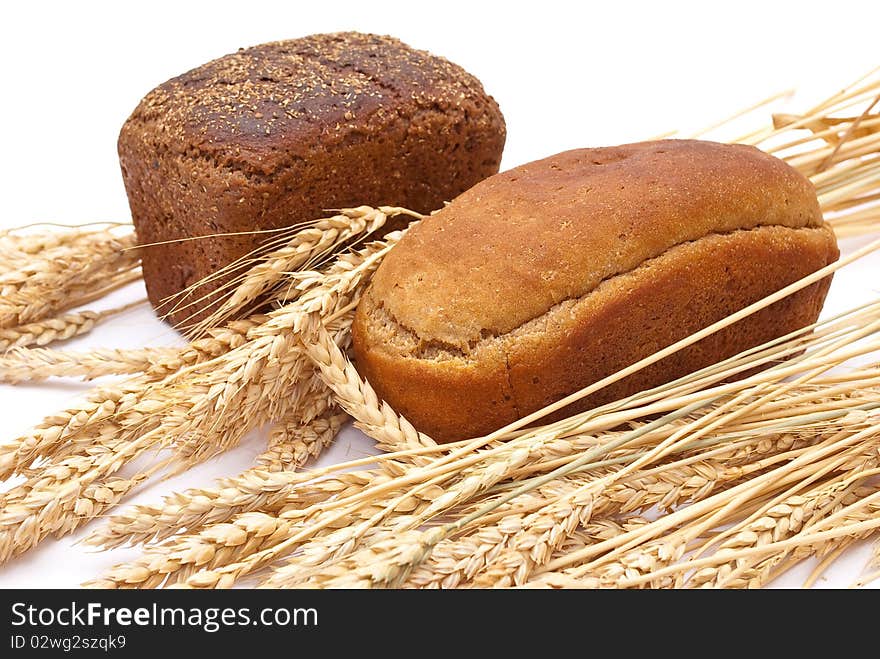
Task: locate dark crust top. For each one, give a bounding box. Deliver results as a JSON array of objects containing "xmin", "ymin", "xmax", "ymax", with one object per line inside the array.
[
  {"xmin": 367, "ymin": 139, "xmax": 824, "ymax": 350},
  {"xmin": 122, "ymin": 32, "xmax": 503, "ymax": 175}
]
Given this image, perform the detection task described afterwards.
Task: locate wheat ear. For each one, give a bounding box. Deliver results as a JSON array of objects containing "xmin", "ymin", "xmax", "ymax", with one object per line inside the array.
[
  {"xmin": 182, "ymin": 206, "xmax": 422, "ymax": 336},
  {"xmin": 0, "ymin": 347, "xmax": 180, "ymax": 383},
  {"xmin": 0, "ymin": 301, "xmax": 144, "ymax": 352},
  {"xmin": 258, "ymin": 407, "xmax": 348, "ymax": 473}
]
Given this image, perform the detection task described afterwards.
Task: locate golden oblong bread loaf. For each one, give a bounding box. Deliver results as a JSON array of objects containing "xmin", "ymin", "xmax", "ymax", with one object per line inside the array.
[{"xmin": 352, "ymin": 139, "xmax": 840, "ymax": 443}]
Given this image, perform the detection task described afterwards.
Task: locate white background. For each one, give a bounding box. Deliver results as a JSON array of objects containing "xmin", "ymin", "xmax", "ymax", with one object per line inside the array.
[{"xmin": 0, "ymin": 0, "xmax": 878, "ymax": 588}]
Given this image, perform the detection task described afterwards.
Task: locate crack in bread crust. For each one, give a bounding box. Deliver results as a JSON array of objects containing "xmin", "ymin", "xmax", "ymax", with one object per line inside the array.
[
  {"xmin": 501, "ymin": 346, "xmax": 521, "ymax": 419},
  {"xmin": 363, "ymin": 224, "xmax": 834, "ymax": 363}
]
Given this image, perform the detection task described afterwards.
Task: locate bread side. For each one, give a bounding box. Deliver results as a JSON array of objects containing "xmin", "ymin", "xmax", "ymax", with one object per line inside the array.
[
  {"xmin": 118, "ymin": 32, "xmax": 506, "ymax": 327},
  {"xmin": 354, "ymin": 224, "xmax": 838, "ymax": 442}
]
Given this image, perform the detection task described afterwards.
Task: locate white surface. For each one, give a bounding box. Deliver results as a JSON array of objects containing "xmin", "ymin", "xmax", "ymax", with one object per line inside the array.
[{"xmin": 0, "ymin": 0, "xmax": 878, "ymax": 588}]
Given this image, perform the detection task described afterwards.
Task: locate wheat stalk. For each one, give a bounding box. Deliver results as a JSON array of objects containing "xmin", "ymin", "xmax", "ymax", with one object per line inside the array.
[
  {"xmin": 460, "ymin": 402, "xmax": 875, "ymax": 587},
  {"xmin": 84, "ymin": 397, "xmax": 357, "ymax": 549},
  {"xmin": 1, "ymin": 222, "xmax": 131, "ymax": 244},
  {"xmin": 0, "ymin": 430, "xmax": 173, "ymax": 561},
  {"xmin": 81, "ymin": 374, "xmax": 860, "ymax": 552},
  {"xmin": 263, "ymin": 381, "xmax": 876, "ymax": 589},
  {"xmin": 0, "ymin": 315, "xmax": 265, "ymax": 480},
  {"xmin": 727, "ymin": 70, "xmax": 880, "ymax": 238},
  {"xmin": 337, "ymin": 397, "xmax": 875, "ymax": 590},
  {"xmin": 468, "ymin": 321, "xmax": 880, "ymax": 586},
  {"xmin": 295, "ymin": 323, "xmax": 880, "ymax": 588},
  {"xmin": 625, "ymin": 482, "xmax": 880, "ymax": 590},
  {"xmin": 172, "ymin": 330, "xmax": 880, "ymax": 587},
  {"xmin": 466, "ymin": 438, "xmax": 817, "ymax": 588},
  {"xmin": 82, "ymin": 467, "xmax": 365, "ymax": 549},
  {"xmin": 406, "ymin": 430, "xmax": 817, "ymax": 588},
  {"xmin": 0, "ymin": 374, "xmax": 156, "ymax": 480}
]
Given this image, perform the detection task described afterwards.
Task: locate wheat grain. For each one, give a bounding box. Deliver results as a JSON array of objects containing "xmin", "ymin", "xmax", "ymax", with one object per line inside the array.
[
  {"xmin": 633, "ymin": 484, "xmax": 880, "ymax": 590},
  {"xmin": 80, "ymin": 389, "xmax": 835, "ymax": 551},
  {"xmin": 0, "ymin": 226, "xmax": 129, "ymax": 268},
  {"xmin": 0, "ymin": 316, "xmax": 268, "ymax": 479},
  {"xmin": 686, "ymin": 458, "xmax": 880, "ymax": 589},
  {"xmin": 282, "ymin": 527, "xmax": 448, "ymax": 589},
  {"xmin": 263, "ymin": 401, "xmax": 835, "ymax": 589},
  {"xmin": 166, "ymin": 311, "xmax": 355, "ymax": 473},
  {"xmin": 0, "ymin": 433, "xmax": 170, "ymax": 561},
  {"xmin": 0, "ymin": 374, "xmax": 156, "ymax": 480},
  {"xmin": 465, "ymin": 432, "xmax": 819, "ymax": 588},
  {"xmin": 349, "ymin": 306, "xmax": 880, "ymax": 587},
  {"xmin": 257, "ymin": 436, "xmax": 551, "ymax": 588},
  {"xmin": 87, "ymin": 356, "xmax": 880, "ymax": 588},
  {"xmin": 721, "ymin": 492, "xmax": 880, "ymax": 589},
  {"xmin": 265, "ymin": 419, "xmax": 821, "ymax": 589}
]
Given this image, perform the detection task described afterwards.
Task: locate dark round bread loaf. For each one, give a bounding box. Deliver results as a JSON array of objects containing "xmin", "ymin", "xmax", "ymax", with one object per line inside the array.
[
  {"xmin": 352, "ymin": 140, "xmax": 839, "ymax": 442},
  {"xmin": 118, "ymin": 32, "xmax": 506, "ymax": 327}
]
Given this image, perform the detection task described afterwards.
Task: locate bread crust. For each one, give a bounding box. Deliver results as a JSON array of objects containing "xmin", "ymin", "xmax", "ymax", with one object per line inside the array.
[
  {"xmin": 352, "ymin": 141, "xmax": 839, "ymax": 442},
  {"xmin": 118, "ymin": 32, "xmax": 506, "ymax": 327}
]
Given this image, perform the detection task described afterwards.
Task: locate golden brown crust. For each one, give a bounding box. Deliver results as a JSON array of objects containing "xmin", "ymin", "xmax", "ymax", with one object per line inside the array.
[
  {"xmin": 118, "ymin": 32, "xmax": 506, "ymax": 327},
  {"xmin": 370, "ymin": 140, "xmax": 823, "ymax": 348},
  {"xmin": 352, "ymin": 141, "xmax": 839, "ymax": 442}
]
